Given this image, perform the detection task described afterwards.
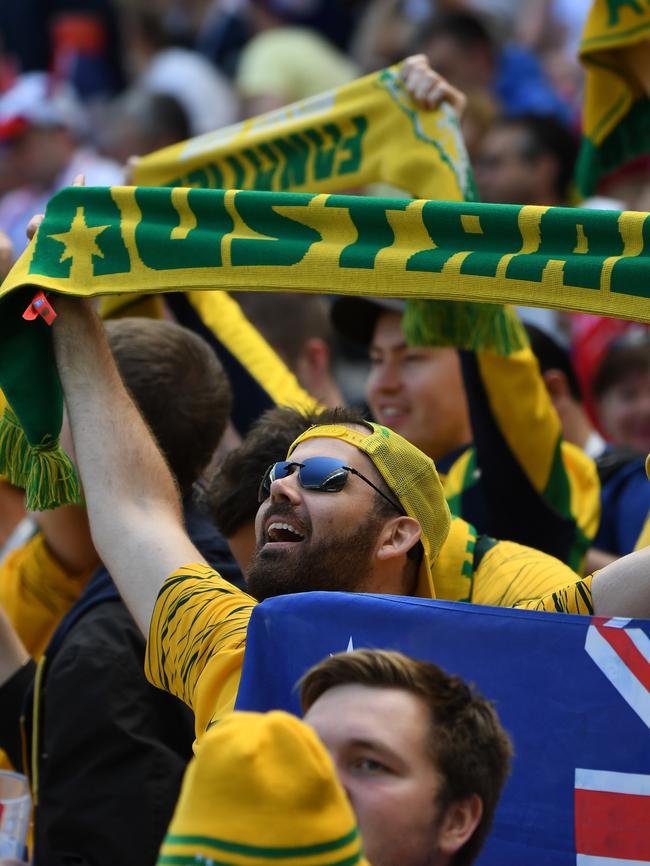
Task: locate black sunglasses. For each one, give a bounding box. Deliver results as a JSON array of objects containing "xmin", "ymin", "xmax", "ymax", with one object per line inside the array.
[{"xmin": 258, "ymin": 456, "xmax": 403, "ymax": 514}]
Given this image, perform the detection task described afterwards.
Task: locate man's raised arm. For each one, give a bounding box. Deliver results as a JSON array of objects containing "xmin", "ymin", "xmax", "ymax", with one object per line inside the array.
[{"xmin": 51, "ymin": 297, "xmax": 205, "ymax": 633}]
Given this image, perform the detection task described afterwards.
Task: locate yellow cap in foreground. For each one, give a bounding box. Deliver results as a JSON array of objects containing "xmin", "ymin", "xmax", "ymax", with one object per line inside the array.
[
  {"xmin": 288, "ymin": 422, "xmax": 451, "ymax": 598},
  {"xmin": 157, "ymin": 710, "xmax": 369, "ymax": 866}
]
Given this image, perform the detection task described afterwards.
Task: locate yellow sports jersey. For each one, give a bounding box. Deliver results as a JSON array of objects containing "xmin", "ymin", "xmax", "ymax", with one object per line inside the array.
[
  {"xmin": 0, "ymin": 533, "xmax": 95, "ymax": 659},
  {"xmin": 146, "ymin": 545, "xmax": 595, "ymax": 738},
  {"xmin": 145, "ymin": 564, "xmax": 255, "ymax": 737}
]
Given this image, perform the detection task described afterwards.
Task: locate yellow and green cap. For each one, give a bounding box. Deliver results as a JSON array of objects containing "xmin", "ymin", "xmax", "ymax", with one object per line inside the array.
[
  {"xmin": 288, "ymin": 422, "xmax": 451, "ymax": 598},
  {"xmin": 157, "ymin": 710, "xmax": 368, "ymax": 866}
]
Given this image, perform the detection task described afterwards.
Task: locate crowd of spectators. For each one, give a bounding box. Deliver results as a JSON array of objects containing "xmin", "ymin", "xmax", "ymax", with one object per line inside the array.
[{"xmin": 0, "ymin": 2, "xmax": 649, "ymax": 865}]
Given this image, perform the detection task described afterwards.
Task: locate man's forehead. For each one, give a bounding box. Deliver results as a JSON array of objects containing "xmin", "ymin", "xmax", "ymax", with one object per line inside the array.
[{"xmin": 305, "ymin": 684, "xmax": 433, "ymax": 762}]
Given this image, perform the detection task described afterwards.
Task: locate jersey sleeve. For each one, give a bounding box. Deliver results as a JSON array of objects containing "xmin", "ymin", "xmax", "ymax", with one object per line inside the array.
[
  {"xmin": 511, "ymin": 576, "xmax": 594, "ymax": 614},
  {"xmin": 471, "ymin": 539, "xmax": 594, "ymax": 614},
  {"xmin": 145, "ymin": 563, "xmax": 256, "ymax": 737},
  {"xmin": 452, "ymin": 340, "xmax": 600, "ymax": 571},
  {"xmin": 0, "ymin": 533, "xmax": 94, "ymax": 659}
]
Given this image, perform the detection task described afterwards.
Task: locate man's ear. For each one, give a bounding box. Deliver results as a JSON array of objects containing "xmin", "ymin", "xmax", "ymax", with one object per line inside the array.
[
  {"xmin": 375, "ymin": 515, "xmax": 421, "ymax": 563},
  {"xmin": 437, "ymin": 794, "xmax": 483, "ymax": 858}
]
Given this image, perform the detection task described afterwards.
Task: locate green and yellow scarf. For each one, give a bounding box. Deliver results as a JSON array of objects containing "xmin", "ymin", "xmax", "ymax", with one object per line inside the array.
[
  {"xmin": 132, "ymin": 64, "xmax": 475, "ymax": 202},
  {"xmin": 576, "ymin": 0, "xmax": 650, "ymax": 196},
  {"xmin": 1, "ymin": 188, "xmax": 650, "ymax": 511},
  {"xmin": 5, "ymin": 189, "xmax": 649, "ymax": 317}
]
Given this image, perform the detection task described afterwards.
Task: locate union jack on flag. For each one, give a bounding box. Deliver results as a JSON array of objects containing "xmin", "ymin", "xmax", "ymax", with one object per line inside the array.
[{"xmin": 576, "ymin": 618, "xmax": 650, "ymax": 865}]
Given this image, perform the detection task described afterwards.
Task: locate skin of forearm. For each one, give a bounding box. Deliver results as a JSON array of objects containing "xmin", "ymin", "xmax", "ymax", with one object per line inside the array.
[
  {"xmin": 591, "ymin": 547, "xmax": 650, "ymax": 618},
  {"xmin": 51, "ymin": 297, "xmax": 187, "ymax": 630}
]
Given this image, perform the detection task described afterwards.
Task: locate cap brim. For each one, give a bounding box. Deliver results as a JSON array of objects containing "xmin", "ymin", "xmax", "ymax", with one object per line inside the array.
[{"xmin": 331, "ymin": 297, "xmax": 405, "ymax": 346}]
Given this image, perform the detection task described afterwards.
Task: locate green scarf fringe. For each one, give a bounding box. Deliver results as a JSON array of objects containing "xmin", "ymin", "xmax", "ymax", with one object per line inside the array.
[
  {"xmin": 575, "ymin": 98, "xmax": 650, "ymax": 197},
  {"xmin": 402, "ymin": 300, "xmax": 529, "ymax": 356},
  {"xmin": 0, "ymin": 406, "xmax": 81, "ymax": 511}
]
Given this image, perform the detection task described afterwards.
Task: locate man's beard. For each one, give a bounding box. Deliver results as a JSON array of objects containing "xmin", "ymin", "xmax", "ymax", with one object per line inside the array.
[{"xmin": 246, "ymin": 507, "xmax": 384, "ymax": 602}]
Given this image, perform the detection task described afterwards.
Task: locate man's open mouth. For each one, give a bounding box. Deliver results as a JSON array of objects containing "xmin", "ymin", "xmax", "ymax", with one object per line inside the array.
[{"xmin": 266, "ymin": 521, "xmax": 305, "ymax": 543}]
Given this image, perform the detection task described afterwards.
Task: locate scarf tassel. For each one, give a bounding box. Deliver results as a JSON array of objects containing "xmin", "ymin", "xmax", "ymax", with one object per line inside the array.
[
  {"xmin": 0, "ymin": 407, "xmax": 81, "ymax": 511},
  {"xmin": 403, "ymin": 300, "xmax": 529, "ymax": 356}
]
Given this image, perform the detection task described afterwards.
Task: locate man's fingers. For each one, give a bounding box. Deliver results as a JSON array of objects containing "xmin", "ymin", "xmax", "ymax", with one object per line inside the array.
[
  {"xmin": 72, "ymin": 173, "xmax": 86, "ymax": 187},
  {"xmin": 401, "ymin": 54, "xmax": 429, "ymax": 74},
  {"xmin": 26, "ymin": 213, "xmax": 45, "ymax": 241},
  {"xmin": 401, "ymin": 53, "xmax": 466, "ymax": 117}
]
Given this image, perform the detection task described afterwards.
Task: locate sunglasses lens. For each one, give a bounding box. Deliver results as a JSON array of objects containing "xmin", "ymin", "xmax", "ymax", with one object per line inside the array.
[
  {"xmin": 319, "ymin": 469, "xmax": 348, "ymax": 492},
  {"xmin": 299, "ymin": 457, "xmax": 349, "ymax": 492},
  {"xmin": 259, "ymin": 458, "xmax": 351, "ymax": 501},
  {"xmin": 258, "ymin": 461, "xmax": 293, "ymax": 502}
]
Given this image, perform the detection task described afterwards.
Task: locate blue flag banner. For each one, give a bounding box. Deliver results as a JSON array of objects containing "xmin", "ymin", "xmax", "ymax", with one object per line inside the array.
[{"xmin": 235, "ymin": 593, "xmax": 650, "ymax": 865}]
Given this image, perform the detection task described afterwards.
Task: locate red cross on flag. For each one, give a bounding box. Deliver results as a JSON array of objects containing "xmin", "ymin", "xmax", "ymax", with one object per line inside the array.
[
  {"xmin": 575, "ymin": 618, "xmax": 650, "ymax": 864},
  {"xmin": 575, "ymin": 768, "xmax": 650, "ymax": 864}
]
